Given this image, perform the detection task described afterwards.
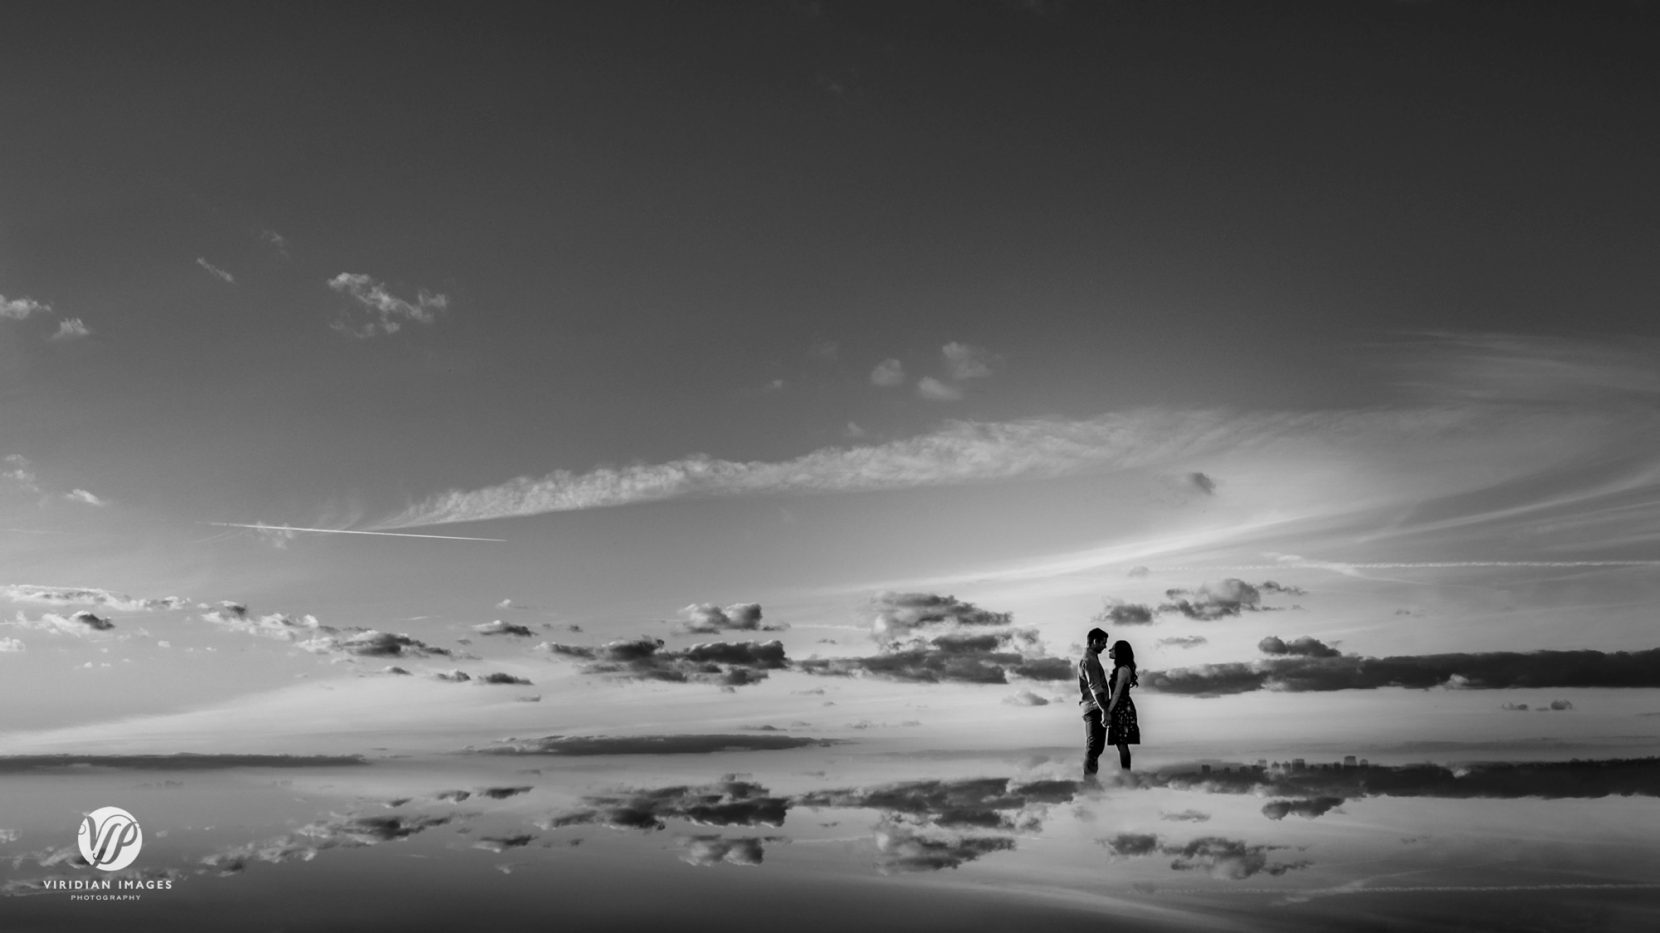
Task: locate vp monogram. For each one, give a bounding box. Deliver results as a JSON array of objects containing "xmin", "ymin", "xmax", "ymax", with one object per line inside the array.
[{"xmin": 77, "ymin": 807, "xmax": 144, "ymax": 871}]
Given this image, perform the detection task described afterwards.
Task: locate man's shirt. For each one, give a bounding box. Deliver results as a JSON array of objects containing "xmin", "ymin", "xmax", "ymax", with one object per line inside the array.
[{"xmin": 1078, "ymin": 651, "xmax": 1109, "ymax": 712}]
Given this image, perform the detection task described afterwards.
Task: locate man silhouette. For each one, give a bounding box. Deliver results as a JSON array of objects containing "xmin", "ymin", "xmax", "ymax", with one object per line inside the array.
[{"xmin": 1078, "ymin": 627, "xmax": 1110, "ymax": 776}]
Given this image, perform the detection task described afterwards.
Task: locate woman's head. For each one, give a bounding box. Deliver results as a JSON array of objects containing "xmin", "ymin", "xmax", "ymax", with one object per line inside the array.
[{"xmin": 1108, "ymin": 640, "xmax": 1135, "ymax": 668}]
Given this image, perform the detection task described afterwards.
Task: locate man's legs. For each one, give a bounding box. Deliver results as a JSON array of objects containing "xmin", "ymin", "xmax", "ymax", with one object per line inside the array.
[{"xmin": 1083, "ymin": 711, "xmax": 1106, "ymax": 775}]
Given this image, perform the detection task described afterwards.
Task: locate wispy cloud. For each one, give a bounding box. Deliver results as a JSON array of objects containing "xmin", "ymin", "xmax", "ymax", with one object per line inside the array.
[
  {"xmin": 0, "ymin": 295, "xmax": 51, "ymax": 320},
  {"xmin": 327, "ymin": 273, "xmax": 448, "ymax": 338},
  {"xmin": 49, "ymin": 318, "xmax": 90, "ymax": 341},
  {"xmin": 2, "ymin": 456, "xmax": 41, "ymax": 495},
  {"xmin": 377, "ymin": 409, "xmax": 1323, "ymax": 529},
  {"xmin": 196, "ymin": 258, "xmax": 236, "ymax": 285},
  {"xmin": 870, "ymin": 358, "xmax": 906, "ymax": 388},
  {"xmin": 915, "ymin": 376, "xmax": 963, "ymax": 401}
]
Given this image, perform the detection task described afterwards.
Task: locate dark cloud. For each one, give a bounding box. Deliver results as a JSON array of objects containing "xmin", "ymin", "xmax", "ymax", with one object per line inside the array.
[
  {"xmin": 473, "ymin": 620, "xmax": 535, "ymax": 637},
  {"xmin": 477, "ymin": 786, "xmax": 534, "ymax": 800},
  {"xmin": 1165, "ymin": 836, "xmax": 1310, "ymax": 880},
  {"xmin": 1159, "ymin": 810, "xmax": 1211, "ymax": 822},
  {"xmin": 1151, "ymin": 756, "xmax": 1660, "ymax": 801},
  {"xmin": 546, "ymin": 779, "xmax": 792, "ymax": 833},
  {"xmin": 798, "ymin": 620, "xmax": 1064, "ymax": 686},
  {"xmin": 0, "ymin": 754, "xmax": 364, "ymax": 773},
  {"xmin": 1261, "ymin": 797, "xmax": 1345, "ymax": 820},
  {"xmin": 435, "ymin": 670, "xmax": 471, "ymax": 682},
  {"xmin": 867, "ymin": 591, "xmax": 1012, "ymax": 643},
  {"xmin": 541, "ymin": 637, "xmax": 788, "ymax": 687},
  {"xmin": 797, "ymin": 777, "xmax": 1071, "ymax": 833},
  {"xmin": 1147, "ymin": 648, "xmax": 1660, "ymax": 695},
  {"xmin": 1188, "ymin": 472, "xmax": 1216, "ymax": 495},
  {"xmin": 200, "ymin": 811, "xmax": 457, "ymax": 875},
  {"xmin": 68, "ymin": 610, "xmax": 114, "ymax": 631},
  {"xmin": 1160, "ymin": 579, "xmax": 1264, "ymax": 620},
  {"xmin": 1258, "ymin": 635, "xmax": 1341, "ymax": 658},
  {"xmin": 1259, "ymin": 581, "xmax": 1307, "ymax": 596},
  {"xmin": 473, "ymin": 835, "xmax": 535, "ymax": 853},
  {"xmin": 479, "ymin": 672, "xmax": 533, "ymax": 685},
  {"xmin": 873, "ymin": 820, "xmax": 1015, "ymax": 874},
  {"xmin": 1157, "ymin": 636, "xmax": 1207, "ymax": 649},
  {"xmin": 1103, "ymin": 833, "xmax": 1161, "ymax": 856},
  {"xmin": 472, "ymin": 734, "xmax": 833, "ymax": 756},
  {"xmin": 311, "ymin": 629, "xmax": 452, "ymax": 659},
  {"xmin": 1095, "ymin": 601, "xmax": 1154, "ymax": 626}
]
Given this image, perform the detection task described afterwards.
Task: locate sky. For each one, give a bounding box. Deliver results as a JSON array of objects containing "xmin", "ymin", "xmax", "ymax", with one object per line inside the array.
[{"xmin": 2, "ymin": 0, "xmax": 1659, "ymax": 755}]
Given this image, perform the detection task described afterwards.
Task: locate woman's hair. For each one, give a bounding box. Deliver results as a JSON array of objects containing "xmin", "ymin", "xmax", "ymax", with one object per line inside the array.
[{"xmin": 1111, "ymin": 640, "xmax": 1138, "ymax": 687}]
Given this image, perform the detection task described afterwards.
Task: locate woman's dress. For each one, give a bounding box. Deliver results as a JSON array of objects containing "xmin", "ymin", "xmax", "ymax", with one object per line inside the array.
[{"xmin": 1107, "ymin": 670, "xmax": 1140, "ymax": 745}]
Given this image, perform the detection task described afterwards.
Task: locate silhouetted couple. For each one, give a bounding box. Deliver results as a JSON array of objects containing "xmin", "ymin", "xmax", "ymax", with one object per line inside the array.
[{"xmin": 1078, "ymin": 627, "xmax": 1140, "ymax": 776}]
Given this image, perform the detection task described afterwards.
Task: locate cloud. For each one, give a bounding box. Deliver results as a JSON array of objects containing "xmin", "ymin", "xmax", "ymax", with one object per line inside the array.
[
  {"xmin": 1258, "ymin": 636, "xmax": 1341, "ymax": 658},
  {"xmin": 1, "ymin": 295, "xmax": 51, "ymax": 320},
  {"xmin": 916, "ymin": 376, "xmax": 963, "ymax": 401},
  {"xmin": 1160, "ymin": 579, "xmax": 1266, "ymax": 620},
  {"xmin": 472, "ymin": 620, "xmax": 535, "ymax": 637},
  {"xmin": 1157, "ymin": 636, "xmax": 1208, "ymax": 649},
  {"xmin": 1160, "ymin": 810, "xmax": 1211, "ymax": 823},
  {"xmin": 1104, "ymin": 833, "xmax": 1162, "ymax": 857},
  {"xmin": 8, "ymin": 611, "xmax": 116, "ymax": 637},
  {"xmin": 1094, "ymin": 601, "xmax": 1154, "ymax": 627},
  {"xmin": 677, "ymin": 835, "xmax": 772, "ymax": 867},
  {"xmin": 1152, "ymin": 756, "xmax": 1660, "ymax": 801},
  {"xmin": 539, "ymin": 637, "xmax": 788, "ymax": 687},
  {"xmin": 1004, "ymin": 689, "xmax": 1049, "ymax": 706},
  {"xmin": 1393, "ymin": 332, "xmax": 1660, "ymax": 404},
  {"xmin": 1261, "ymin": 797, "xmax": 1346, "ymax": 820},
  {"xmin": 374, "ymin": 407, "xmax": 1472, "ymax": 530},
  {"xmin": 872, "ymin": 820, "xmax": 1015, "ymax": 873},
  {"xmin": 675, "ymin": 602, "xmax": 773, "ymax": 635},
  {"xmin": 2, "ymin": 456, "xmax": 41, "ymax": 494},
  {"xmin": 49, "ymin": 318, "xmax": 90, "ymax": 341},
  {"xmin": 479, "ymin": 672, "xmax": 533, "ymax": 685},
  {"xmin": 196, "ymin": 258, "xmax": 236, "ymax": 284},
  {"xmin": 941, "ymin": 342, "xmax": 1001, "ymax": 380},
  {"xmin": 327, "ymin": 273, "xmax": 448, "ymax": 338},
  {"xmin": 482, "ymin": 735, "xmax": 829, "ymax": 757},
  {"xmin": 1186, "ymin": 472, "xmax": 1216, "ymax": 495},
  {"xmin": 543, "ymin": 778, "xmax": 792, "ymax": 831},
  {"xmin": 63, "ymin": 489, "xmax": 108, "ymax": 507},
  {"xmin": 870, "ymin": 358, "xmax": 906, "ymax": 388},
  {"xmin": 1146, "ymin": 647, "xmax": 1660, "ymax": 695},
  {"xmin": 1, "ymin": 585, "xmax": 189, "ymax": 612},
  {"xmin": 1165, "ymin": 836, "xmax": 1310, "ymax": 880},
  {"xmin": 868, "ymin": 592, "xmax": 1012, "ymax": 643},
  {"xmin": 0, "ymin": 637, "xmax": 24, "ymax": 652}
]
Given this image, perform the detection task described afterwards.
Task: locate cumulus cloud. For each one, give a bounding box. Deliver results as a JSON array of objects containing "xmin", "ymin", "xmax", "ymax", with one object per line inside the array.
[
  {"xmin": 540, "ymin": 637, "xmax": 788, "ymax": 687},
  {"xmin": 63, "ymin": 489, "xmax": 108, "ymax": 507},
  {"xmin": 867, "ymin": 592, "xmax": 1012, "ymax": 644},
  {"xmin": 1261, "ymin": 797, "xmax": 1345, "ymax": 820},
  {"xmin": 327, "ymin": 273, "xmax": 448, "ymax": 338},
  {"xmin": 677, "ymin": 835, "xmax": 772, "ymax": 867},
  {"xmin": 0, "ymin": 637, "xmax": 24, "ymax": 652},
  {"xmin": 1145, "ymin": 647, "xmax": 1660, "ymax": 695},
  {"xmin": 1, "ymin": 295, "xmax": 51, "ymax": 320},
  {"xmin": 675, "ymin": 602, "xmax": 774, "ymax": 635},
  {"xmin": 1103, "ymin": 833, "xmax": 1162, "ymax": 857},
  {"xmin": 916, "ymin": 376, "xmax": 963, "ymax": 401},
  {"xmin": 8, "ymin": 611, "xmax": 116, "ymax": 637},
  {"xmin": 941, "ymin": 342, "xmax": 1001, "ymax": 380},
  {"xmin": 870, "ymin": 358, "xmax": 906, "ymax": 388},
  {"xmin": 472, "ymin": 620, "xmax": 535, "ymax": 637},
  {"xmin": 1160, "ymin": 579, "xmax": 1265, "ymax": 620},
  {"xmin": 196, "ymin": 258, "xmax": 236, "ymax": 284},
  {"xmin": 1004, "ymin": 689, "xmax": 1049, "ymax": 706},
  {"xmin": 1257, "ymin": 636, "xmax": 1340, "ymax": 658},
  {"xmin": 1, "ymin": 585, "xmax": 190, "ymax": 612},
  {"xmin": 1093, "ymin": 601, "xmax": 1154, "ymax": 627},
  {"xmin": 49, "ymin": 318, "xmax": 90, "ymax": 341},
  {"xmin": 294, "ymin": 627, "xmax": 452, "ymax": 661},
  {"xmin": 1157, "ymin": 636, "xmax": 1208, "ymax": 649}
]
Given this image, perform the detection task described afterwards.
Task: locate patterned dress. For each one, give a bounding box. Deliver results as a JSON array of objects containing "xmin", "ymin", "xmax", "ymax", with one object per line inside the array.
[{"xmin": 1106, "ymin": 666, "xmax": 1140, "ymax": 745}]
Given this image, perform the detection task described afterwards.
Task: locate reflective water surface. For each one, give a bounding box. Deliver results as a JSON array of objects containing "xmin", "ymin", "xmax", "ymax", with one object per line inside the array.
[{"xmin": 3, "ymin": 746, "xmax": 1657, "ymax": 932}]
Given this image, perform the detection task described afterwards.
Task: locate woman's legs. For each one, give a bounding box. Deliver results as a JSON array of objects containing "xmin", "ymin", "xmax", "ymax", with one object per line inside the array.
[{"xmin": 1116, "ymin": 743, "xmax": 1131, "ymax": 770}]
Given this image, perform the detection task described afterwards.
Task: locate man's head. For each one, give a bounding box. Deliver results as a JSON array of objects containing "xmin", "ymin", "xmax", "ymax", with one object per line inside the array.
[{"xmin": 1086, "ymin": 627, "xmax": 1109, "ymax": 652}]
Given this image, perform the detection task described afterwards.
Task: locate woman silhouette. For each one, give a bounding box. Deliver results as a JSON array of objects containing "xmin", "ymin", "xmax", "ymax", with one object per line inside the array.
[{"xmin": 1105, "ymin": 640, "xmax": 1140, "ymax": 770}]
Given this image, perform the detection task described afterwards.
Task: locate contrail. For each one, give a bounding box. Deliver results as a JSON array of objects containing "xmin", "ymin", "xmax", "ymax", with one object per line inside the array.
[{"xmin": 205, "ymin": 522, "xmax": 505, "ymax": 542}]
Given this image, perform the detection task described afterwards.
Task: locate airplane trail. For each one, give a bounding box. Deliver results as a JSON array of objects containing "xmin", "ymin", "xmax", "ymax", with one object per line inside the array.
[{"xmin": 204, "ymin": 522, "xmax": 506, "ymax": 542}]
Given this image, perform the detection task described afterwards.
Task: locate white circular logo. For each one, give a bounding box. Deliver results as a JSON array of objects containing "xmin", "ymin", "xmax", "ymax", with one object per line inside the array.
[{"xmin": 77, "ymin": 806, "xmax": 143, "ymax": 871}]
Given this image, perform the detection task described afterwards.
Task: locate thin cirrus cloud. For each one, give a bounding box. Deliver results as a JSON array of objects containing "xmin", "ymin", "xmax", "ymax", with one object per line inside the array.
[
  {"xmin": 327, "ymin": 273, "xmax": 448, "ymax": 338},
  {"xmin": 196, "ymin": 258, "xmax": 236, "ymax": 285}
]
